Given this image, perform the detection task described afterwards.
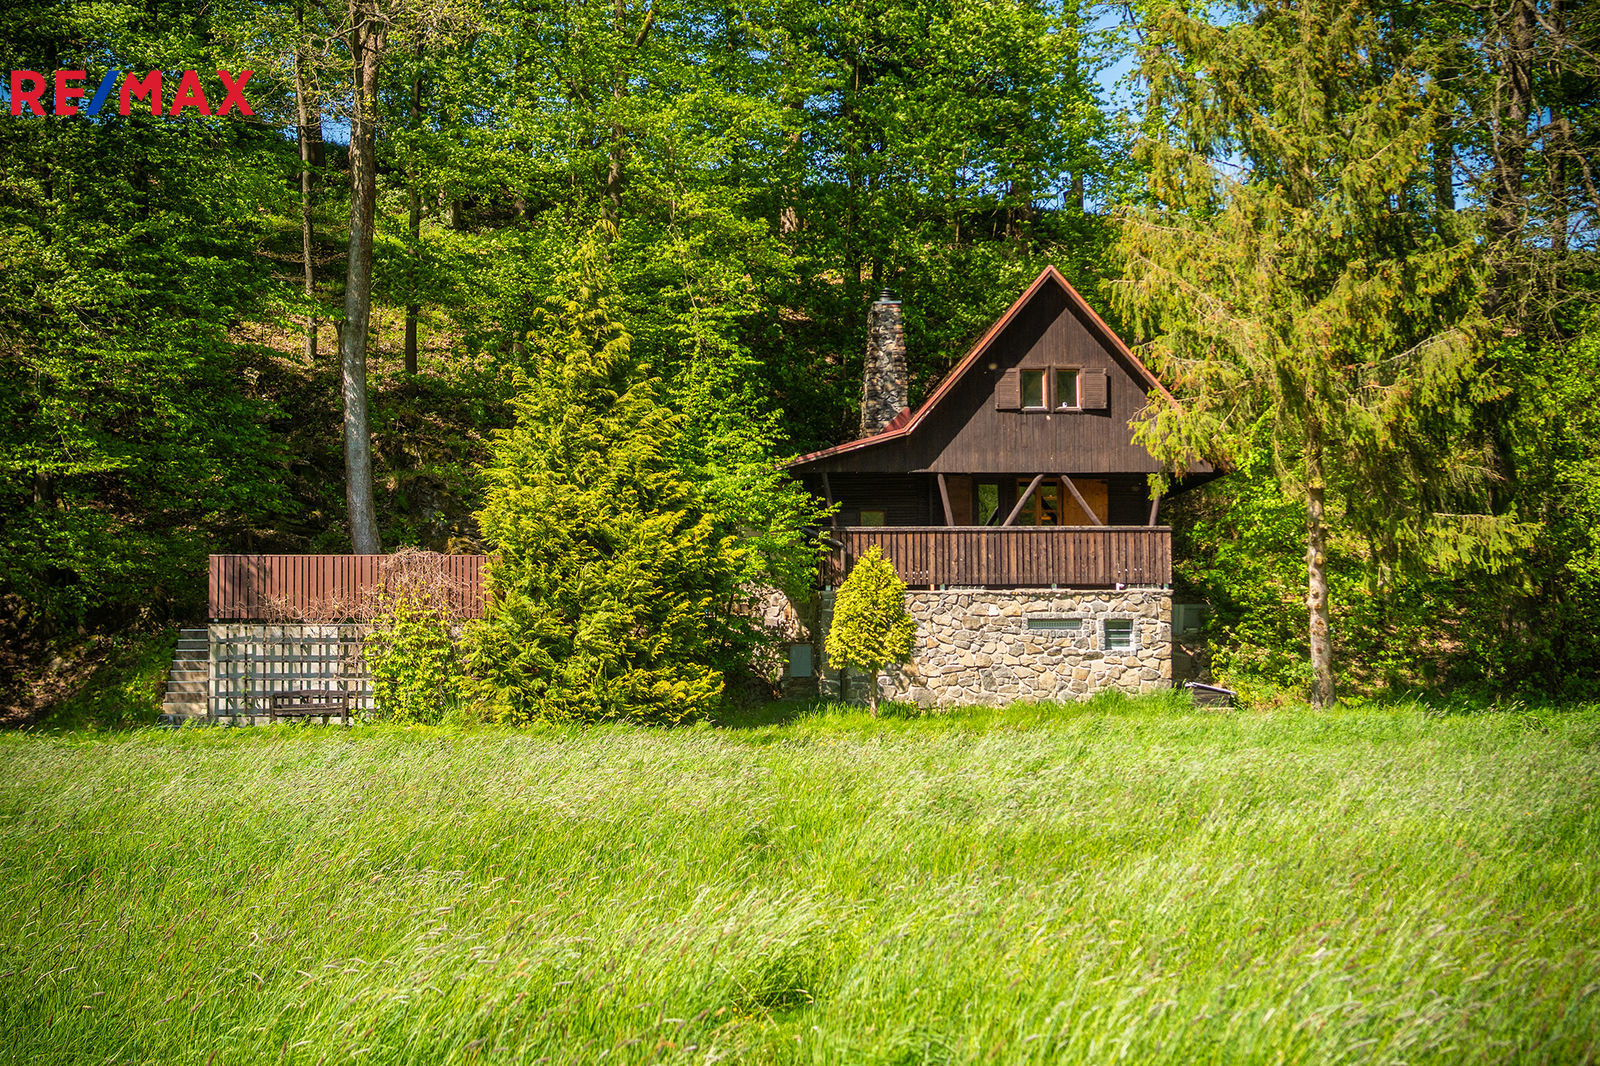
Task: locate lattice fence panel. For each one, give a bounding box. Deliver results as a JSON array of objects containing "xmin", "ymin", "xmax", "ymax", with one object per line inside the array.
[{"xmin": 209, "ymin": 625, "xmax": 373, "ymax": 719}]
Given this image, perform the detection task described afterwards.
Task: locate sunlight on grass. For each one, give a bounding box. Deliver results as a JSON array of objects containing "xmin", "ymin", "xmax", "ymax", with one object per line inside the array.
[{"xmin": 0, "ymin": 700, "xmax": 1596, "ymax": 1063}]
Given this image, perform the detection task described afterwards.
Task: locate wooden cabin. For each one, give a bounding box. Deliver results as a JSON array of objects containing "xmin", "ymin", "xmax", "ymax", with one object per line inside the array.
[{"xmin": 789, "ymin": 266, "xmax": 1210, "ymax": 589}]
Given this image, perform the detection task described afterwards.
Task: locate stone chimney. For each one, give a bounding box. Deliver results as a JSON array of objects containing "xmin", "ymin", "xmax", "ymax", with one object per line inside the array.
[{"xmin": 860, "ymin": 290, "xmax": 909, "ymax": 436}]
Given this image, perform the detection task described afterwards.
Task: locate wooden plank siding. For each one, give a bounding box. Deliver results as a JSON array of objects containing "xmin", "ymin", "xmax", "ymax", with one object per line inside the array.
[
  {"xmin": 795, "ymin": 283, "xmax": 1172, "ymax": 476},
  {"xmin": 828, "ymin": 526, "xmax": 1171, "ymax": 588},
  {"xmin": 209, "ymin": 554, "xmax": 488, "ymax": 620}
]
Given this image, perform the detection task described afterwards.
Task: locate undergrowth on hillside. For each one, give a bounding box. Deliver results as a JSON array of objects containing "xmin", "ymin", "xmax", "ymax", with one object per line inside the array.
[{"xmin": 21, "ymin": 628, "xmax": 175, "ymax": 732}]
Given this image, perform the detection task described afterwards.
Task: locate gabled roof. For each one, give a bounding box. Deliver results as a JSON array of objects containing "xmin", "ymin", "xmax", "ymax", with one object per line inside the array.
[{"xmin": 787, "ymin": 265, "xmax": 1176, "ymax": 468}]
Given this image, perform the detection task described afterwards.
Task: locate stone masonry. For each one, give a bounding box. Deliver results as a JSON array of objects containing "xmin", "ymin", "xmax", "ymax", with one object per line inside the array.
[
  {"xmin": 809, "ymin": 588, "xmax": 1171, "ymax": 706},
  {"xmin": 859, "ymin": 293, "xmax": 910, "ymax": 436}
]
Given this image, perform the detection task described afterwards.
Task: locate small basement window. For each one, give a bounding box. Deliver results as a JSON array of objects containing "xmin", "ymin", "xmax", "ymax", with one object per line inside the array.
[
  {"xmin": 1021, "ymin": 369, "xmax": 1047, "ymax": 409},
  {"xmin": 1055, "ymin": 368, "xmax": 1080, "ymax": 409},
  {"xmin": 1027, "ymin": 617, "xmax": 1082, "ymax": 632},
  {"xmin": 1104, "ymin": 619, "xmax": 1135, "ymax": 650}
]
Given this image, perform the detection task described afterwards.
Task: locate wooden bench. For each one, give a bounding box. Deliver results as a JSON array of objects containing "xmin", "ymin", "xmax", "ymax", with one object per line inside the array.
[{"xmin": 268, "ymin": 689, "xmax": 352, "ymax": 724}]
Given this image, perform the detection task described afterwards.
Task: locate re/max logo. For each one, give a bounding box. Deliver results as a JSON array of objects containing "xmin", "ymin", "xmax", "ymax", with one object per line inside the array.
[{"xmin": 7, "ymin": 70, "xmax": 254, "ymax": 117}]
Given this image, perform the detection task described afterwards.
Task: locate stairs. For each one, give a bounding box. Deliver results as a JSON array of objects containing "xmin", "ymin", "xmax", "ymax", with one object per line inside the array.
[{"xmin": 162, "ymin": 628, "xmax": 209, "ymax": 723}]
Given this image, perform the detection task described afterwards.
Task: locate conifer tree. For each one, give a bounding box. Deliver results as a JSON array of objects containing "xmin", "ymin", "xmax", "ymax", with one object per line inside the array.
[
  {"xmin": 466, "ymin": 246, "xmax": 745, "ymax": 724},
  {"xmin": 1113, "ymin": 0, "xmax": 1522, "ymax": 706},
  {"xmin": 825, "ymin": 547, "xmax": 917, "ymax": 715}
]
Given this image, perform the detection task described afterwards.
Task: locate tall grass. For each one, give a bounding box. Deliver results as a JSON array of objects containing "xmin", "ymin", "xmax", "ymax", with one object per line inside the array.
[{"xmin": 1, "ymin": 697, "xmax": 1596, "ymax": 1063}]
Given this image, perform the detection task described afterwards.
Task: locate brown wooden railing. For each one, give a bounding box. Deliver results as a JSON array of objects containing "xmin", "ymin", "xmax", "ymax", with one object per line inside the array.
[
  {"xmin": 209, "ymin": 554, "xmax": 489, "ymax": 621},
  {"xmin": 827, "ymin": 526, "xmax": 1171, "ymax": 588}
]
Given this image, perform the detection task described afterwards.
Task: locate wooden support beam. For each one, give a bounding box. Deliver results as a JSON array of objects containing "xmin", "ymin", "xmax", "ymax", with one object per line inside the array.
[
  {"xmin": 1002, "ymin": 474, "xmax": 1045, "ymax": 527},
  {"xmin": 1147, "ymin": 491, "xmax": 1162, "ymax": 527},
  {"xmin": 936, "ymin": 473, "xmax": 954, "ymax": 526},
  {"xmin": 820, "ymin": 472, "xmax": 834, "ymax": 525},
  {"xmin": 1060, "ymin": 475, "xmax": 1104, "ymax": 527}
]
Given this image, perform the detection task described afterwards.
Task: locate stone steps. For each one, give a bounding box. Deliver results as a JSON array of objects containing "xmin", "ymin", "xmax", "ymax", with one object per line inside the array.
[{"xmin": 162, "ymin": 628, "xmax": 210, "ymax": 723}]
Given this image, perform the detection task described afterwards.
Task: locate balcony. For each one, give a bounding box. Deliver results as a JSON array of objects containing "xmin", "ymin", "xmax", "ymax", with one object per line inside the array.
[{"xmin": 826, "ymin": 526, "xmax": 1171, "ymax": 588}]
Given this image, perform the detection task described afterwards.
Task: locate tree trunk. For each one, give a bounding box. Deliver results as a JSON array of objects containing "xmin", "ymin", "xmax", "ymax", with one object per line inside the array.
[
  {"xmin": 1488, "ymin": 0, "xmax": 1535, "ymax": 312},
  {"xmin": 601, "ymin": 2, "xmax": 654, "ymax": 228},
  {"xmin": 867, "ymin": 670, "xmax": 878, "ymax": 716},
  {"xmin": 339, "ymin": 0, "xmax": 387, "ymax": 555},
  {"xmin": 1306, "ymin": 424, "xmax": 1334, "ymax": 708},
  {"xmin": 404, "ymin": 46, "xmax": 422, "ymax": 376},
  {"xmin": 1431, "ymin": 108, "xmax": 1454, "ymax": 213},
  {"xmin": 294, "ymin": 0, "xmax": 322, "ymax": 364},
  {"xmin": 1548, "ymin": 107, "xmax": 1569, "ymax": 256}
]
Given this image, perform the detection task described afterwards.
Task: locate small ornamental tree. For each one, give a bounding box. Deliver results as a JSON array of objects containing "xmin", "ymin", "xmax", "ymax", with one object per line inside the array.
[{"xmin": 824, "ymin": 547, "xmax": 917, "ymax": 715}]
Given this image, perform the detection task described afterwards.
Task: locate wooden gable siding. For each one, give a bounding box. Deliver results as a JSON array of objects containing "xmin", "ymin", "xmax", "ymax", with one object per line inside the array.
[{"xmin": 799, "ymin": 278, "xmax": 1164, "ymax": 475}]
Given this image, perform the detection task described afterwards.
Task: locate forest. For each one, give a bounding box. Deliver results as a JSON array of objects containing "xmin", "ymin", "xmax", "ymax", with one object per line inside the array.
[{"xmin": 1, "ymin": 0, "xmax": 1596, "ymax": 716}]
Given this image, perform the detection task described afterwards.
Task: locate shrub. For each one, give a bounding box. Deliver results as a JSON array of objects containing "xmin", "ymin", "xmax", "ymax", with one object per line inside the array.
[
  {"xmin": 824, "ymin": 546, "xmax": 917, "ymax": 715},
  {"xmin": 364, "ymin": 592, "xmax": 461, "ymax": 725},
  {"xmin": 464, "ymin": 260, "xmax": 746, "ymax": 725}
]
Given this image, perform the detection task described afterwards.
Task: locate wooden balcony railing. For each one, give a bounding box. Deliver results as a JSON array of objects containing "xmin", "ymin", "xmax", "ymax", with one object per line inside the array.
[
  {"xmin": 209, "ymin": 554, "xmax": 489, "ymax": 621},
  {"xmin": 826, "ymin": 526, "xmax": 1171, "ymax": 588}
]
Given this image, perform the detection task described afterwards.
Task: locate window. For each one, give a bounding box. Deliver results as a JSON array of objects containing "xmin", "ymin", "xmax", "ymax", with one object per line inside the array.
[
  {"xmin": 1000, "ymin": 366, "xmax": 1095, "ymax": 413},
  {"xmin": 1104, "ymin": 619, "xmax": 1134, "ymax": 650},
  {"xmin": 1055, "ymin": 368, "xmax": 1080, "ymax": 409},
  {"xmin": 977, "ymin": 482, "xmax": 1000, "ymax": 525},
  {"xmin": 1027, "ymin": 617, "xmax": 1081, "ymax": 632},
  {"xmin": 1017, "ymin": 478, "xmax": 1062, "ymax": 526},
  {"xmin": 859, "ymin": 509, "xmax": 886, "ymax": 526},
  {"xmin": 1021, "ymin": 369, "xmax": 1046, "ymax": 409}
]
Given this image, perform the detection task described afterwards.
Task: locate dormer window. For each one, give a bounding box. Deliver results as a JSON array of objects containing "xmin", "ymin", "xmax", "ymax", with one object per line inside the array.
[
  {"xmin": 1055, "ymin": 368, "xmax": 1080, "ymax": 409},
  {"xmin": 1021, "ymin": 370, "xmax": 1047, "ymax": 409}
]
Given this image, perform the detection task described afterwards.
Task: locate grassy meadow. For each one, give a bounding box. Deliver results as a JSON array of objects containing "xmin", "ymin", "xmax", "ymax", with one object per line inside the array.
[{"xmin": 0, "ymin": 696, "xmax": 1597, "ymax": 1064}]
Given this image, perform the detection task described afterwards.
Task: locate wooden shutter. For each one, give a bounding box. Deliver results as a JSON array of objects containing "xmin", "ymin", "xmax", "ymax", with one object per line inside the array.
[
  {"xmin": 1080, "ymin": 368, "xmax": 1109, "ymax": 409},
  {"xmin": 995, "ymin": 369, "xmax": 1022, "ymax": 410}
]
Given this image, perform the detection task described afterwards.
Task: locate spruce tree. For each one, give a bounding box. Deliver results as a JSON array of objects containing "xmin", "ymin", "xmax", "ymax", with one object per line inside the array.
[
  {"xmin": 1113, "ymin": 0, "xmax": 1523, "ymax": 706},
  {"xmin": 825, "ymin": 547, "xmax": 917, "ymax": 715},
  {"xmin": 466, "ymin": 251, "xmax": 745, "ymax": 724}
]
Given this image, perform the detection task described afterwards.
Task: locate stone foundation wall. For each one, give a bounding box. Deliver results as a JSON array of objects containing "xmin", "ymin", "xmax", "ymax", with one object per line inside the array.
[{"xmin": 814, "ymin": 588, "xmax": 1171, "ymax": 706}]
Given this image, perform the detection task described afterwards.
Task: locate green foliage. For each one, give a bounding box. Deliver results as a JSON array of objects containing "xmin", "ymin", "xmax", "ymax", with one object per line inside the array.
[
  {"xmin": 364, "ymin": 593, "xmax": 461, "ymax": 725},
  {"xmin": 0, "ymin": 1, "xmax": 297, "ymax": 630},
  {"xmin": 1118, "ymin": 0, "xmax": 1499, "ymax": 538},
  {"xmin": 1173, "ymin": 444, "xmax": 1462, "ymax": 696},
  {"xmin": 825, "ymin": 546, "xmax": 917, "ymax": 710},
  {"xmin": 1450, "ymin": 319, "xmax": 1600, "ymax": 690},
  {"xmin": 466, "ymin": 251, "xmax": 746, "ymax": 724}
]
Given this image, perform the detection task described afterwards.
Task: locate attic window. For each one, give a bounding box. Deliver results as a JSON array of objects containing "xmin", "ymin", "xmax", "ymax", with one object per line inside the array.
[
  {"xmin": 1055, "ymin": 368, "xmax": 1080, "ymax": 409},
  {"xmin": 1021, "ymin": 370, "xmax": 1047, "ymax": 409},
  {"xmin": 859, "ymin": 509, "xmax": 886, "ymax": 526}
]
